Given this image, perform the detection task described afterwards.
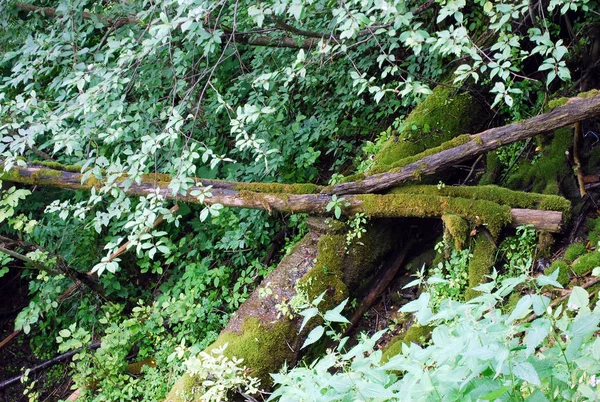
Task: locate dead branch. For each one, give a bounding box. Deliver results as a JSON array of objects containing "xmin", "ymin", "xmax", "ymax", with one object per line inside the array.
[
  {"xmin": 0, "ymin": 162, "xmax": 564, "ymax": 231},
  {"xmin": 331, "ymin": 92, "xmax": 600, "ymax": 194}
]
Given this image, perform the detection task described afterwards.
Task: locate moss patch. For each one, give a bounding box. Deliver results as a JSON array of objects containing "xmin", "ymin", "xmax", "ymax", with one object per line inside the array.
[
  {"xmin": 544, "ymin": 89, "xmax": 599, "ymax": 111},
  {"xmin": 571, "ymin": 252, "xmax": 600, "ymax": 276},
  {"xmin": 442, "ymin": 214, "xmax": 469, "ymax": 251},
  {"xmin": 358, "ymin": 193, "xmax": 511, "ymax": 237},
  {"xmin": 503, "ymin": 128, "xmax": 577, "ymax": 197},
  {"xmin": 536, "ymin": 231, "xmax": 555, "ymax": 259},
  {"xmin": 164, "ymin": 318, "xmax": 297, "ymax": 401},
  {"xmin": 547, "ymin": 97, "xmax": 569, "ymax": 110},
  {"xmin": 343, "ymin": 221, "xmax": 398, "ymax": 290},
  {"xmin": 587, "ymin": 217, "xmax": 600, "ymax": 246},
  {"xmin": 164, "ymin": 373, "xmax": 203, "ymax": 402},
  {"xmin": 233, "ymin": 182, "xmax": 322, "ymax": 194},
  {"xmin": 564, "ymin": 242, "xmax": 587, "ymax": 263},
  {"xmin": 296, "ymin": 235, "xmax": 348, "ymax": 311},
  {"xmin": 370, "ymin": 86, "xmax": 484, "ymax": 173},
  {"xmin": 381, "ymin": 325, "xmax": 433, "ymax": 362},
  {"xmin": 33, "ymin": 160, "xmax": 82, "ymax": 172},
  {"xmin": 393, "ymin": 184, "xmax": 571, "ymax": 216},
  {"xmin": 0, "ymin": 165, "xmax": 82, "ymax": 188},
  {"xmin": 480, "ymin": 152, "xmax": 501, "ymax": 185},
  {"xmin": 340, "ymin": 173, "xmax": 366, "ymax": 184},
  {"xmin": 465, "ymin": 234, "xmax": 496, "ymax": 300},
  {"xmin": 371, "ymin": 134, "xmax": 472, "ymax": 174},
  {"xmin": 209, "ymin": 318, "xmax": 297, "ymax": 385}
]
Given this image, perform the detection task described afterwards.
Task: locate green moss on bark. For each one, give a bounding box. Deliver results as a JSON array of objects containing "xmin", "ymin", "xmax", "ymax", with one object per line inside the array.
[
  {"xmin": 544, "ymin": 89, "xmax": 598, "ymax": 111},
  {"xmin": 372, "ymin": 134, "xmax": 472, "ymax": 174},
  {"xmin": 371, "ymin": 86, "xmax": 483, "ymax": 173},
  {"xmin": 504, "ymin": 128, "xmax": 576, "ymax": 196},
  {"xmin": 164, "ymin": 318, "xmax": 297, "ymax": 401},
  {"xmin": 441, "ymin": 214, "xmax": 469, "ymax": 251},
  {"xmin": 393, "ymin": 184, "xmax": 570, "ymax": 216},
  {"xmin": 465, "ymin": 234, "xmax": 496, "ymax": 300},
  {"xmin": 358, "ymin": 193, "xmax": 511, "ymax": 237},
  {"xmin": 296, "ymin": 235, "xmax": 348, "ymax": 311},
  {"xmin": 0, "ymin": 166, "xmax": 73, "ymax": 186},
  {"xmin": 343, "ymin": 221, "xmax": 398, "ymax": 290},
  {"xmin": 33, "ymin": 160, "xmax": 82, "ymax": 172},
  {"xmin": 233, "ymin": 182, "xmax": 322, "ymax": 194},
  {"xmin": 536, "ymin": 231, "xmax": 555, "ymax": 259},
  {"xmin": 480, "ymin": 152, "xmax": 501, "ymax": 185}
]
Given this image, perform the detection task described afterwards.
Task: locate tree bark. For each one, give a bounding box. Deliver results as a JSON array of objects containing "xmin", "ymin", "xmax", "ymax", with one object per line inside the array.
[{"xmin": 331, "ymin": 92, "xmax": 600, "ymax": 194}]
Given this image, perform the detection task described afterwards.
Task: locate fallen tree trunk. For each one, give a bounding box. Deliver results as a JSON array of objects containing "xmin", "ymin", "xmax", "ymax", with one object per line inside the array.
[
  {"xmin": 331, "ymin": 91, "xmax": 600, "ymax": 194},
  {"xmin": 166, "ymin": 217, "xmax": 403, "ymax": 400},
  {"xmin": 165, "ymin": 86, "xmax": 574, "ymax": 400},
  {"xmin": 0, "ymin": 162, "xmax": 565, "ymax": 232}
]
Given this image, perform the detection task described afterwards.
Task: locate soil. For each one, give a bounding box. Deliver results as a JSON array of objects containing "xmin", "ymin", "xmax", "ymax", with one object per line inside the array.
[{"xmin": 0, "ymin": 266, "xmax": 72, "ymax": 402}]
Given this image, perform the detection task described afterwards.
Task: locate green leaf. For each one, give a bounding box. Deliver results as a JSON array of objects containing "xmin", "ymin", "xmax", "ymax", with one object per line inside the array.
[
  {"xmin": 313, "ymin": 290, "xmax": 327, "ymax": 306},
  {"xmin": 570, "ymin": 313, "xmax": 600, "ymax": 337},
  {"xmin": 298, "ymin": 307, "xmax": 319, "ymax": 333},
  {"xmin": 58, "ymin": 329, "xmax": 72, "ymax": 338},
  {"xmin": 483, "ymin": 2, "xmax": 493, "ymax": 14},
  {"xmin": 512, "ymin": 361, "xmax": 540, "ymax": 386},
  {"xmin": 481, "ymin": 385, "xmax": 510, "ymax": 400},
  {"xmin": 301, "ymin": 325, "xmax": 324, "ymax": 349},
  {"xmin": 507, "ymin": 294, "xmax": 532, "ymax": 323},
  {"xmin": 568, "ymin": 286, "xmax": 588, "ymax": 310},
  {"xmin": 248, "ymin": 6, "xmax": 265, "ymax": 27},
  {"xmin": 536, "ymin": 269, "xmax": 563, "ymax": 288},
  {"xmin": 199, "ymin": 208, "xmax": 209, "ymax": 222},
  {"xmin": 525, "ymin": 318, "xmax": 550, "ymax": 356},
  {"xmin": 351, "ymin": 381, "xmax": 396, "ymax": 398},
  {"xmin": 531, "ymin": 295, "xmax": 551, "ymax": 316},
  {"xmin": 524, "ymin": 389, "xmax": 550, "ymax": 402},
  {"xmin": 324, "ymin": 299, "xmax": 350, "ymax": 324},
  {"xmin": 288, "ymin": 1, "xmax": 303, "ymax": 21}
]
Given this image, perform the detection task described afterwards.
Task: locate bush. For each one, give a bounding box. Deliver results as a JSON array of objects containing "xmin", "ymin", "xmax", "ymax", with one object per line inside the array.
[{"xmin": 269, "ymin": 270, "xmax": 600, "ymax": 401}]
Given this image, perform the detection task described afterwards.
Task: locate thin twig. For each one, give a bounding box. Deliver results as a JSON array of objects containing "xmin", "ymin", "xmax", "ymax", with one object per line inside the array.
[{"xmin": 0, "ymin": 342, "xmax": 101, "ymax": 390}]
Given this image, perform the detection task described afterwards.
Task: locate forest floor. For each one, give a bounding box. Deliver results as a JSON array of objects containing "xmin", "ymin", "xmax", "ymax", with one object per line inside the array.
[{"xmin": 0, "ymin": 267, "xmax": 73, "ymax": 402}]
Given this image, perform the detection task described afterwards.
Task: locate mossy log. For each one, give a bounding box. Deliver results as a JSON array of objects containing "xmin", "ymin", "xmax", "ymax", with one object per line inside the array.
[
  {"xmin": 465, "ymin": 233, "xmax": 497, "ymax": 300},
  {"xmin": 165, "ymin": 232, "xmax": 321, "ymax": 401},
  {"xmin": 0, "ymin": 162, "xmax": 565, "ymax": 232},
  {"xmin": 331, "ymin": 90, "xmax": 600, "ymax": 194},
  {"xmin": 165, "ymin": 219, "xmax": 400, "ymax": 401}
]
